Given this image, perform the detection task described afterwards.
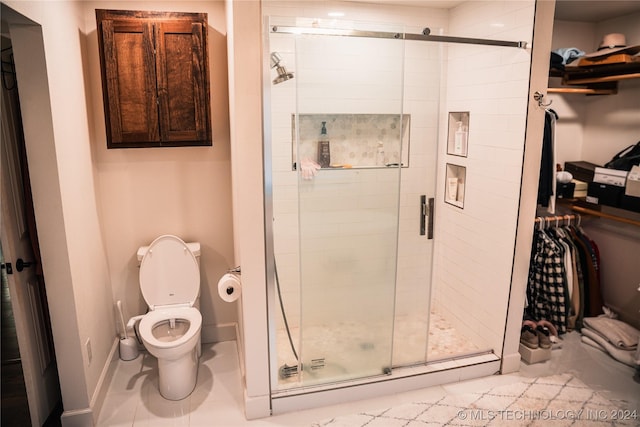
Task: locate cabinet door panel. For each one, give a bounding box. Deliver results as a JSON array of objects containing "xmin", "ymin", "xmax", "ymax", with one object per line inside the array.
[
  {"xmin": 156, "ymin": 21, "xmax": 211, "ymax": 144},
  {"xmin": 96, "ymin": 10, "xmax": 211, "ymax": 148},
  {"xmin": 100, "ymin": 19, "xmax": 159, "ymax": 147}
]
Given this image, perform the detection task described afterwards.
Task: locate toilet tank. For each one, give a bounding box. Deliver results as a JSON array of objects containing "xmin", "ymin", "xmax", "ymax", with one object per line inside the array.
[{"xmin": 137, "ymin": 242, "xmax": 201, "ymax": 262}]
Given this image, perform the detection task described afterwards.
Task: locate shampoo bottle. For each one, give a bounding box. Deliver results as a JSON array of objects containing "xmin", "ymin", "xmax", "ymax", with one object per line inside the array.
[
  {"xmin": 317, "ymin": 121, "xmax": 331, "ymax": 168},
  {"xmin": 454, "ymin": 121, "xmax": 467, "ymax": 155}
]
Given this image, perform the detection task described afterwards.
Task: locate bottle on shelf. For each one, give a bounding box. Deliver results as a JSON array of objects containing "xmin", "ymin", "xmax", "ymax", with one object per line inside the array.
[
  {"xmin": 454, "ymin": 121, "xmax": 467, "ymax": 155},
  {"xmin": 317, "ymin": 121, "xmax": 331, "ymax": 168}
]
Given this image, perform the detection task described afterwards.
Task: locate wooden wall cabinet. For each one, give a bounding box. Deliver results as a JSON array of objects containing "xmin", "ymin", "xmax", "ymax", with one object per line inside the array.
[{"xmin": 96, "ymin": 10, "xmax": 212, "ymax": 148}]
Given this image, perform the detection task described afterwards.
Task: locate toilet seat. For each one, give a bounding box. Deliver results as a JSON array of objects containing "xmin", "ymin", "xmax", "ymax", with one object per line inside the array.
[
  {"xmin": 139, "ymin": 307, "xmax": 202, "ymax": 350},
  {"xmin": 139, "ymin": 235, "xmax": 200, "ymax": 309}
]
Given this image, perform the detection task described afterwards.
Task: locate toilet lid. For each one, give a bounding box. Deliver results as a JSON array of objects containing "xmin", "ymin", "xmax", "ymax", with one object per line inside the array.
[{"xmin": 139, "ymin": 235, "xmax": 200, "ymax": 309}]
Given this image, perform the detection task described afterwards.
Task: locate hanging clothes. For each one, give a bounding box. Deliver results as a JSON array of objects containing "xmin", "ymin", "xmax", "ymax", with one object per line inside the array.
[
  {"xmin": 525, "ymin": 219, "xmax": 603, "ymax": 335},
  {"xmin": 537, "ymin": 109, "xmax": 558, "ymax": 211},
  {"xmin": 527, "ymin": 229, "xmax": 568, "ymax": 334}
]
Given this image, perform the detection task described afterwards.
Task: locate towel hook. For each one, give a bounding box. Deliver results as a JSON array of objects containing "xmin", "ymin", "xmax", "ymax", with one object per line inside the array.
[{"xmin": 534, "ymin": 91, "xmax": 552, "ymax": 107}]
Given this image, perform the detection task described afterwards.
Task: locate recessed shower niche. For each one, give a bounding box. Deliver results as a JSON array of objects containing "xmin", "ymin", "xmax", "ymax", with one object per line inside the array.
[
  {"xmin": 447, "ymin": 111, "xmax": 469, "ymax": 157},
  {"xmin": 445, "ymin": 163, "xmax": 466, "ymax": 208},
  {"xmin": 292, "ymin": 114, "xmax": 410, "ymax": 169}
]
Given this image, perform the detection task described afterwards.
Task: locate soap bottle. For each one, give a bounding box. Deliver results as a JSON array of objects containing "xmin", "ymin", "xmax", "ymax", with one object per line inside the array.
[
  {"xmin": 317, "ymin": 121, "xmax": 330, "ymax": 168},
  {"xmin": 376, "ymin": 142, "xmax": 385, "ymax": 166},
  {"xmin": 454, "ymin": 121, "xmax": 467, "ymax": 155}
]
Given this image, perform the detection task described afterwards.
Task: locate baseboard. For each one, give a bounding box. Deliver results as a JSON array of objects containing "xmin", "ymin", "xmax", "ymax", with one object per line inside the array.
[
  {"xmin": 501, "ymin": 352, "xmax": 522, "ymax": 374},
  {"xmin": 62, "ymin": 338, "xmax": 118, "ymax": 426},
  {"xmin": 90, "ymin": 337, "xmax": 119, "ymax": 424},
  {"xmin": 244, "ymin": 389, "xmax": 271, "ymax": 419},
  {"xmin": 201, "ymin": 322, "xmax": 237, "ymax": 344},
  {"xmin": 60, "ymin": 407, "xmax": 93, "ymax": 427},
  {"xmin": 235, "ymin": 322, "xmax": 246, "ymax": 378}
]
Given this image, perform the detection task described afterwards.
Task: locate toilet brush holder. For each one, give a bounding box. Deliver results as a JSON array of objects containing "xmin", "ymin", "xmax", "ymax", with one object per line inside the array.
[{"xmin": 119, "ymin": 337, "xmax": 139, "ymax": 361}]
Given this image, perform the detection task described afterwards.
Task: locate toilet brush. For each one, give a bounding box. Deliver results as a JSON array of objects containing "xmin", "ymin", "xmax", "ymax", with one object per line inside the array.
[{"xmin": 117, "ymin": 300, "xmax": 139, "ymax": 361}]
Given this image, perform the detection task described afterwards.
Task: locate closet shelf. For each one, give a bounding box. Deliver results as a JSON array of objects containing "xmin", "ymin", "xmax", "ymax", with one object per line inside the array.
[{"xmin": 548, "ymin": 54, "xmax": 640, "ymax": 95}]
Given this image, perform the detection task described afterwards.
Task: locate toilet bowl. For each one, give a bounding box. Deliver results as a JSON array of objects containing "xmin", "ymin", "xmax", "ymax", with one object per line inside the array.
[{"xmin": 136, "ymin": 235, "xmax": 202, "ymax": 400}]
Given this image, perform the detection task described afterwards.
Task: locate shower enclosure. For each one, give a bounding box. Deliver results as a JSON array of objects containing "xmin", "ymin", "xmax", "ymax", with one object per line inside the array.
[{"xmin": 262, "ymin": 2, "xmax": 536, "ymax": 399}]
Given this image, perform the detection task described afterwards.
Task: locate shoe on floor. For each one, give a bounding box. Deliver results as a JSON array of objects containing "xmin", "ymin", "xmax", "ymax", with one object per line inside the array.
[
  {"xmin": 520, "ymin": 325, "xmax": 539, "ymax": 349},
  {"xmin": 536, "ymin": 325, "xmax": 551, "ymax": 349}
]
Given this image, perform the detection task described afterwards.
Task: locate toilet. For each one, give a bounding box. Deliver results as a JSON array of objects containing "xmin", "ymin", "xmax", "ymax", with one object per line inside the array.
[{"xmin": 136, "ymin": 235, "xmax": 202, "ymax": 400}]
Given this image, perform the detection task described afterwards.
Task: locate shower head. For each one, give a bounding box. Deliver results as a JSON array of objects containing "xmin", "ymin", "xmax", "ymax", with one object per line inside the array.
[{"xmin": 270, "ymin": 52, "xmax": 294, "ymax": 85}]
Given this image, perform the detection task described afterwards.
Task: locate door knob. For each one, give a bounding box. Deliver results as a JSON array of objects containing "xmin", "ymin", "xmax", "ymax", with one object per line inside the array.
[{"xmin": 16, "ymin": 258, "xmax": 34, "ymax": 272}]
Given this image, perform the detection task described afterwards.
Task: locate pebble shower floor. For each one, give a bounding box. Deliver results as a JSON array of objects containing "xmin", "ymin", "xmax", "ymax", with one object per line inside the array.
[{"xmin": 275, "ymin": 310, "xmax": 483, "ymax": 388}]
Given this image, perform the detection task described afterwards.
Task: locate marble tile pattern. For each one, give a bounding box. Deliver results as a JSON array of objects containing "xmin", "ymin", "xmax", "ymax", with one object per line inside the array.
[
  {"xmin": 293, "ymin": 114, "xmax": 410, "ymax": 168},
  {"xmin": 312, "ymin": 373, "xmax": 635, "ymax": 426}
]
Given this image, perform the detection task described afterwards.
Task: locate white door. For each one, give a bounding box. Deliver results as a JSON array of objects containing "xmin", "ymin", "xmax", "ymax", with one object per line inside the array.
[{"xmin": 0, "ymin": 47, "xmax": 60, "ymax": 426}]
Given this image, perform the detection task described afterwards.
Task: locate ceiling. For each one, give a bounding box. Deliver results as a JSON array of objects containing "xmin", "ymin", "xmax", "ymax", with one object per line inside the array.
[
  {"xmin": 347, "ymin": 0, "xmax": 640, "ymax": 23},
  {"xmin": 345, "ymin": 0, "xmax": 463, "ymax": 8}
]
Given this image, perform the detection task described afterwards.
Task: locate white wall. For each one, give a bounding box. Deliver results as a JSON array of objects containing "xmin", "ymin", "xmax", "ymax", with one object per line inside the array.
[
  {"xmin": 225, "ymin": 0, "xmax": 270, "ymax": 419},
  {"xmin": 433, "ymin": 0, "xmax": 536, "ymax": 354}
]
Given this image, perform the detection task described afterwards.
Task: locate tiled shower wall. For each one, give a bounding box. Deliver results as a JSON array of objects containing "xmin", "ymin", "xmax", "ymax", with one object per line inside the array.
[{"xmin": 432, "ymin": 0, "xmax": 535, "ymax": 353}]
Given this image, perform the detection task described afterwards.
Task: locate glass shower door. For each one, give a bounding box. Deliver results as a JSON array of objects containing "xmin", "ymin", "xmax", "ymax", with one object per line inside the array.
[{"xmin": 294, "ymin": 30, "xmax": 405, "ymax": 385}]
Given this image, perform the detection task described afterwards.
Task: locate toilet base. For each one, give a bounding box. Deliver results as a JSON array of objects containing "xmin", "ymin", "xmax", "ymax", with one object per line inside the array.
[{"xmin": 157, "ymin": 344, "xmax": 200, "ymax": 400}]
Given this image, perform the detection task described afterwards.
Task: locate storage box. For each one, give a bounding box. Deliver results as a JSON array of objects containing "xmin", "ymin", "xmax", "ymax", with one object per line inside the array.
[
  {"xmin": 620, "ymin": 195, "xmax": 640, "ymax": 213},
  {"xmin": 625, "ymin": 165, "xmax": 640, "ymax": 197},
  {"xmin": 556, "ymin": 182, "xmax": 575, "ymax": 199},
  {"xmin": 519, "ymin": 343, "xmax": 551, "ymax": 364},
  {"xmin": 572, "ymin": 179, "xmax": 588, "ymax": 198},
  {"xmin": 594, "ymin": 167, "xmax": 628, "ymax": 187},
  {"xmin": 587, "ymin": 182, "xmax": 624, "ymax": 207},
  {"xmin": 564, "ymin": 161, "xmax": 599, "ymax": 183}
]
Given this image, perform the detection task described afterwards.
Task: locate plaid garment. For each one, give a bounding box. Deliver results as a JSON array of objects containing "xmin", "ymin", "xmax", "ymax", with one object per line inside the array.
[{"xmin": 526, "ymin": 230, "xmax": 568, "ymax": 334}]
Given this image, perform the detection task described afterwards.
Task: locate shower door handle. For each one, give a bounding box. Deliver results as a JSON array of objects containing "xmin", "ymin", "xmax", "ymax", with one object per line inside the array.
[
  {"xmin": 427, "ymin": 197, "xmax": 434, "ymax": 239},
  {"xmin": 420, "ymin": 196, "xmax": 434, "ymax": 239},
  {"xmin": 420, "ymin": 196, "xmax": 426, "ymax": 236}
]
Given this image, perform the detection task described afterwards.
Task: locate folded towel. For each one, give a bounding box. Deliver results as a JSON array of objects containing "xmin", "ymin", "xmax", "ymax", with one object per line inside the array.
[
  {"xmin": 581, "ymin": 335, "xmax": 606, "ymax": 353},
  {"xmin": 582, "ymin": 317, "xmax": 639, "ymax": 350},
  {"xmin": 581, "ymin": 328, "xmax": 636, "ymax": 367}
]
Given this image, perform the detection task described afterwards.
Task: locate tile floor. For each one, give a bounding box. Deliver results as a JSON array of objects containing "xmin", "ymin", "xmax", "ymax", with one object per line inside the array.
[{"xmin": 96, "ymin": 332, "xmax": 639, "ymax": 426}]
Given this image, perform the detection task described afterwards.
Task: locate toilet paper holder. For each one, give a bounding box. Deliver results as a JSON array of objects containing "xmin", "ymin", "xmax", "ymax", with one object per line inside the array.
[{"xmin": 218, "ymin": 269, "xmax": 242, "ymax": 302}]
